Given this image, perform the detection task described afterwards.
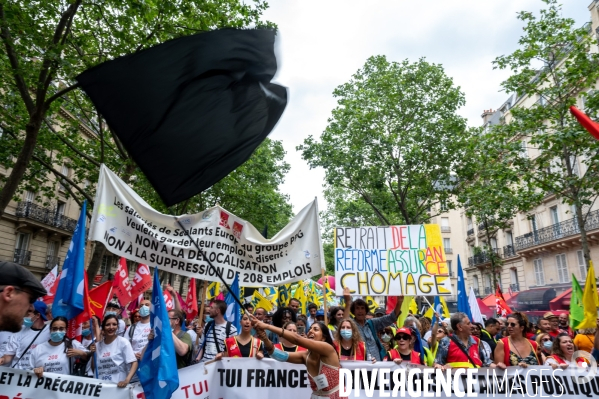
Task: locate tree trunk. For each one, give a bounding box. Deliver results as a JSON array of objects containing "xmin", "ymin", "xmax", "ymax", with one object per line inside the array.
[
  {"xmin": 574, "ymin": 201, "xmax": 592, "ymax": 269},
  {"xmin": 0, "ymin": 114, "xmax": 42, "ymax": 216},
  {"xmin": 86, "ymin": 241, "xmax": 106, "ymax": 287}
]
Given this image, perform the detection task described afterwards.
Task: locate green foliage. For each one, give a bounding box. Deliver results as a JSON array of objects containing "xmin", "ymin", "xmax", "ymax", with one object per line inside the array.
[
  {"xmin": 0, "ymin": 0, "xmax": 292, "ymax": 231},
  {"xmin": 491, "ymin": 0, "xmax": 599, "ymax": 266},
  {"xmin": 299, "ymin": 55, "xmax": 470, "ymax": 233}
]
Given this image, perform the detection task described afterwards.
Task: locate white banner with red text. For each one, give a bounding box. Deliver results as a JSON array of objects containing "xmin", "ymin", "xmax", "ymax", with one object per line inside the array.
[
  {"xmin": 129, "ymin": 358, "xmax": 599, "ymax": 399},
  {"xmin": 90, "ymin": 165, "xmax": 323, "ymax": 286},
  {"xmin": 0, "ymin": 368, "xmax": 131, "ymax": 399}
]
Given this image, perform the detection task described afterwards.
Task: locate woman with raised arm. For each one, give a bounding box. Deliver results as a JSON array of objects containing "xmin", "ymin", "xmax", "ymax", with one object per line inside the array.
[{"xmin": 251, "ymin": 316, "xmax": 341, "ymax": 399}]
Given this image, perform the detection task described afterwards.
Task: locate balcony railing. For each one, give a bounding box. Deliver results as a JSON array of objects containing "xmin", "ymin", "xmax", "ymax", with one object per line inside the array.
[
  {"xmin": 444, "ymin": 247, "xmax": 453, "ymax": 254},
  {"xmin": 467, "ymin": 228, "xmax": 474, "ymax": 236},
  {"xmin": 514, "ymin": 209, "xmax": 599, "ymax": 251},
  {"xmin": 13, "ymin": 249, "xmax": 31, "ymax": 266},
  {"xmin": 468, "ymin": 248, "xmax": 501, "ymax": 267},
  {"xmin": 46, "ymin": 255, "xmax": 61, "ymax": 269},
  {"xmin": 503, "ymin": 245, "xmax": 516, "ymax": 258},
  {"xmin": 441, "ymin": 226, "xmax": 451, "ymax": 233},
  {"xmin": 510, "ymin": 283, "xmax": 520, "ymax": 292},
  {"xmin": 484, "ymin": 287, "xmax": 492, "ymax": 295},
  {"xmin": 15, "ymin": 202, "xmax": 77, "ymax": 232},
  {"xmin": 473, "ymin": 288, "xmax": 480, "ymax": 296}
]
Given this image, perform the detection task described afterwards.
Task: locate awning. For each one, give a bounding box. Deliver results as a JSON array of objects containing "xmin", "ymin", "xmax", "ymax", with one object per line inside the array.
[
  {"xmin": 512, "ymin": 287, "xmax": 557, "ymax": 311},
  {"xmin": 477, "ymin": 298, "xmax": 494, "ymax": 319},
  {"xmin": 550, "ymin": 286, "xmax": 599, "ymax": 311},
  {"xmin": 481, "ymin": 291, "xmax": 516, "ymax": 308}
]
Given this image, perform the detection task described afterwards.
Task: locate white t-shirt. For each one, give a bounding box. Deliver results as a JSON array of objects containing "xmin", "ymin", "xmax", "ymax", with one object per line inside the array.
[
  {"xmin": 544, "ymin": 357, "xmax": 579, "ymax": 367},
  {"xmin": 130, "ymin": 320, "xmax": 152, "ymax": 354},
  {"xmin": 117, "ymin": 319, "xmax": 126, "ymax": 337},
  {"xmin": 187, "ymin": 329, "xmax": 198, "ymax": 349},
  {"xmin": 95, "ymin": 337, "xmax": 136, "ymax": 383},
  {"xmin": 81, "ymin": 337, "xmax": 93, "ymax": 349},
  {"xmin": 30, "ymin": 340, "xmax": 86, "ymax": 375},
  {"xmin": 0, "ymin": 331, "xmax": 15, "ymax": 357},
  {"xmin": 6, "ymin": 326, "xmax": 50, "ymax": 370}
]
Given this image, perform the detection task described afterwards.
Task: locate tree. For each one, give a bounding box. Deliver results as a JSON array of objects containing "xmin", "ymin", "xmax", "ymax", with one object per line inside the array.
[
  {"xmin": 493, "ymin": 0, "xmax": 599, "ymax": 269},
  {"xmin": 0, "ymin": 1, "xmax": 294, "ymax": 285},
  {"xmin": 455, "ymin": 127, "xmax": 543, "ymax": 290},
  {"xmin": 0, "ymin": 0, "xmax": 273, "ymax": 217},
  {"xmin": 298, "ymin": 55, "xmax": 471, "ymax": 230}
]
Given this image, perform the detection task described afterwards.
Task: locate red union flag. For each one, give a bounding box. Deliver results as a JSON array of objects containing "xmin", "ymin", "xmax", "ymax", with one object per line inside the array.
[
  {"xmin": 112, "ymin": 257, "xmax": 132, "ymax": 305},
  {"xmin": 130, "ymin": 263, "xmax": 152, "ymax": 299},
  {"xmin": 496, "ymin": 284, "xmax": 512, "ymax": 317},
  {"xmin": 163, "ymin": 290, "xmax": 175, "ymax": 311},
  {"xmin": 185, "ymin": 279, "xmax": 198, "ymax": 321}
]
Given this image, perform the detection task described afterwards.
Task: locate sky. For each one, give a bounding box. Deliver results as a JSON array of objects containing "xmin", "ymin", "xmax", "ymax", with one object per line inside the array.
[{"xmin": 262, "ymin": 0, "xmax": 592, "ymax": 215}]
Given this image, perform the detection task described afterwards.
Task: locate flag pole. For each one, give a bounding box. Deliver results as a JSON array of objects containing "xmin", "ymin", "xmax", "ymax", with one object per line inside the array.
[
  {"xmin": 314, "ymin": 197, "xmax": 328, "ymax": 325},
  {"xmin": 175, "ymin": 219, "xmax": 245, "ymax": 311},
  {"xmin": 196, "ymin": 280, "xmax": 208, "ymax": 349},
  {"xmin": 322, "ymin": 270, "xmax": 328, "ymax": 325}
]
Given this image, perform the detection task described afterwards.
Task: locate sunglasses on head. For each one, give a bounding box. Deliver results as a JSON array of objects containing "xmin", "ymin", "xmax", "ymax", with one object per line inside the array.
[{"xmin": 396, "ymin": 334, "xmax": 411, "ymax": 341}]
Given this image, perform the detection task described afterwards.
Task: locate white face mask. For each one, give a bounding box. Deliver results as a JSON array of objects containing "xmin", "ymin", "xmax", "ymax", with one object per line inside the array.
[{"xmin": 381, "ymin": 334, "xmax": 391, "ymax": 343}]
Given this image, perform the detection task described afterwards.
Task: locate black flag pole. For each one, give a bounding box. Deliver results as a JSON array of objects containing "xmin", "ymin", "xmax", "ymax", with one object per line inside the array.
[{"xmin": 174, "ymin": 219, "xmax": 246, "ymax": 313}]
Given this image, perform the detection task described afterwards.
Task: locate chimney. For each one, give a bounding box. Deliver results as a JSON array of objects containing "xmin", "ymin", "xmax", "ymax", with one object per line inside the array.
[{"xmin": 481, "ymin": 109, "xmax": 495, "ymax": 125}]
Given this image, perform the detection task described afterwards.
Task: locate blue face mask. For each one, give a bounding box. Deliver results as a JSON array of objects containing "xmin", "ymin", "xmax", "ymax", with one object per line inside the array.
[
  {"xmin": 544, "ymin": 341, "xmax": 553, "ymax": 350},
  {"xmin": 139, "ymin": 305, "xmax": 150, "ymax": 317},
  {"xmin": 105, "ymin": 311, "xmax": 117, "ymax": 316},
  {"xmin": 271, "ymin": 348, "xmax": 290, "ymax": 362},
  {"xmin": 50, "ymin": 331, "xmax": 66, "ymax": 342},
  {"xmin": 23, "ymin": 317, "xmax": 34, "ymax": 328},
  {"xmin": 205, "ymin": 316, "xmax": 213, "ymax": 323},
  {"xmin": 82, "ymin": 329, "xmax": 91, "ymax": 337},
  {"xmin": 340, "ymin": 329, "xmax": 352, "ymax": 340}
]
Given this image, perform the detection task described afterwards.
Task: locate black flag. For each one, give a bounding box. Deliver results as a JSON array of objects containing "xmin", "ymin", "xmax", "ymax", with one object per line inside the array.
[{"xmin": 77, "ymin": 29, "xmax": 287, "ymax": 206}]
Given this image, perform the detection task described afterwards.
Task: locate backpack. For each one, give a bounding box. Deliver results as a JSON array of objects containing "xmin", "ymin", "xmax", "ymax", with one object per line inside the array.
[{"xmin": 199, "ymin": 321, "xmax": 232, "ymax": 360}]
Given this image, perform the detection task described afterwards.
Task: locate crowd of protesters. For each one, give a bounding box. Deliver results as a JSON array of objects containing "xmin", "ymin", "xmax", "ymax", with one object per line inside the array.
[{"xmin": 2, "ymin": 257, "xmax": 599, "ymax": 398}]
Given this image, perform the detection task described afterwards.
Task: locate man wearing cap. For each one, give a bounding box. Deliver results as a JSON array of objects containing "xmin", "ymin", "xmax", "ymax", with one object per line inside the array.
[
  {"xmin": 543, "ymin": 312, "xmax": 563, "ymax": 339},
  {"xmin": 374, "ymin": 307, "xmax": 386, "ymax": 318},
  {"xmin": 0, "ymin": 261, "xmax": 47, "ymax": 333},
  {"xmin": 434, "ymin": 312, "xmax": 497, "ymax": 369},
  {"xmin": 0, "ymin": 301, "xmax": 50, "ymax": 369}
]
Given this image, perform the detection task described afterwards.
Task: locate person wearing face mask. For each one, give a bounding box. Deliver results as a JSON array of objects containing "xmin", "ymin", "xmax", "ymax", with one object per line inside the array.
[
  {"xmin": 128, "ymin": 299, "xmax": 152, "ymax": 360},
  {"xmin": 333, "ymin": 319, "xmax": 366, "ymax": 360},
  {"xmin": 0, "ymin": 301, "xmax": 50, "ymax": 369},
  {"xmin": 106, "ymin": 302, "xmax": 126, "ymax": 337},
  {"xmin": 535, "ymin": 333, "xmax": 552, "ymax": 364},
  {"xmin": 30, "ymin": 316, "xmax": 90, "ymax": 377},
  {"xmin": 379, "ymin": 327, "xmax": 395, "ymax": 352}
]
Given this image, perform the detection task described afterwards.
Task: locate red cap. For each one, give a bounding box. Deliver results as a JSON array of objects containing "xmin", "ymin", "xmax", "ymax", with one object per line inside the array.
[{"xmin": 395, "ymin": 327, "xmax": 412, "ymax": 337}]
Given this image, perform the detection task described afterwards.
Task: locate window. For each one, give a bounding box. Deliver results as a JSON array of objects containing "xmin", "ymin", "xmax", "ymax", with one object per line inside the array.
[
  {"xmin": 47, "ymin": 241, "xmax": 58, "ymax": 257},
  {"xmin": 447, "ymin": 260, "xmax": 453, "ymax": 277},
  {"xmin": 56, "ymin": 201, "xmax": 65, "ymax": 216},
  {"xmin": 440, "ymin": 200, "xmax": 448, "ymax": 212},
  {"xmin": 473, "ymin": 275, "xmax": 480, "ymax": 292},
  {"xmin": 15, "ymin": 233, "xmax": 29, "ymax": 252},
  {"xmin": 519, "ymin": 140, "xmax": 528, "ymax": 158},
  {"xmin": 534, "ymin": 258, "xmax": 545, "ymax": 286},
  {"xmin": 441, "ymin": 217, "xmax": 450, "ymax": 232},
  {"xmin": 550, "ymin": 206, "xmax": 559, "ymax": 225},
  {"xmin": 59, "ymin": 165, "xmax": 69, "ymax": 192},
  {"xmin": 505, "ymin": 231, "xmax": 513, "ymax": 246},
  {"xmin": 25, "ymin": 191, "xmax": 35, "ymax": 203},
  {"xmin": 569, "ymin": 156, "xmax": 579, "ymax": 177},
  {"xmin": 490, "ymin": 238, "xmax": 498, "ymax": 250},
  {"xmin": 510, "ymin": 269, "xmax": 518, "ymax": 286},
  {"xmin": 443, "ymin": 238, "xmax": 451, "ymax": 251},
  {"xmin": 100, "ymin": 255, "xmax": 113, "ymax": 275},
  {"xmin": 556, "ymin": 254, "xmax": 569, "ymax": 283},
  {"xmin": 467, "ymin": 217, "xmax": 473, "ymax": 230},
  {"xmin": 484, "ymin": 274, "xmax": 491, "ymax": 289},
  {"xmin": 577, "ymin": 250, "xmax": 587, "ymax": 279}
]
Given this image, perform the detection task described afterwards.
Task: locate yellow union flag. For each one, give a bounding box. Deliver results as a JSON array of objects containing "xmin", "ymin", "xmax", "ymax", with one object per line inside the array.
[
  {"xmin": 577, "ymin": 260, "xmax": 599, "ymax": 329},
  {"xmin": 252, "ymin": 290, "xmax": 274, "ymax": 312}
]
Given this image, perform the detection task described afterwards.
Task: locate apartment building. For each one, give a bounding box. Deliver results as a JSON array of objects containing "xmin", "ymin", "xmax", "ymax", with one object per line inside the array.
[{"xmin": 0, "ymin": 109, "xmax": 188, "ymax": 298}]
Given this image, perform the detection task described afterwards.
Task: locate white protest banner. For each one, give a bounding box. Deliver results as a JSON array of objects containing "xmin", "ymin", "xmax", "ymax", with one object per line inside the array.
[
  {"xmin": 89, "ymin": 165, "xmax": 322, "ymax": 286},
  {"xmin": 130, "ymin": 359, "xmax": 599, "ymax": 399},
  {"xmin": 334, "ymin": 225, "xmax": 453, "ymax": 296},
  {"xmin": 0, "ymin": 368, "xmax": 130, "ymax": 399}
]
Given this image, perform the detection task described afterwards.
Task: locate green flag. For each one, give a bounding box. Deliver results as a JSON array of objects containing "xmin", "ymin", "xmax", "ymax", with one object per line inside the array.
[{"xmin": 570, "ymin": 274, "xmax": 584, "ymax": 328}]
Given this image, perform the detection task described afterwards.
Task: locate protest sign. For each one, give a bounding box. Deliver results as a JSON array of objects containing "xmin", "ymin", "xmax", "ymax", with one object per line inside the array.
[
  {"xmin": 89, "ymin": 165, "xmax": 322, "ymax": 287},
  {"xmin": 0, "ymin": 368, "xmax": 130, "ymax": 399},
  {"xmin": 130, "ymin": 359, "xmax": 599, "ymax": 399},
  {"xmin": 334, "ymin": 225, "xmax": 452, "ymax": 296}
]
